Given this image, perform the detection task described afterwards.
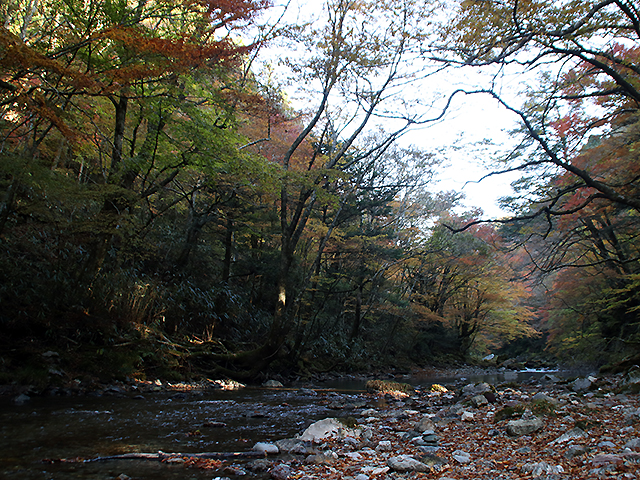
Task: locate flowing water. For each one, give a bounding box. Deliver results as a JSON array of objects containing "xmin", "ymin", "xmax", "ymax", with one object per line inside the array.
[{"xmin": 0, "ymin": 369, "xmax": 575, "ymax": 479}]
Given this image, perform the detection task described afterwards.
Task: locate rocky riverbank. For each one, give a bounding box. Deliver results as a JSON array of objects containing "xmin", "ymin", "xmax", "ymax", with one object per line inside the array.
[{"xmin": 234, "ymin": 371, "xmax": 640, "ymax": 480}]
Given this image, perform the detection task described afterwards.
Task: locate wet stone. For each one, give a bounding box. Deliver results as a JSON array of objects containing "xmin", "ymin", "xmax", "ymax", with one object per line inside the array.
[
  {"xmin": 253, "ymin": 442, "xmax": 279, "ymax": 454},
  {"xmin": 572, "ymin": 377, "xmax": 592, "ymax": 392},
  {"xmin": 506, "ymin": 417, "xmax": 544, "ymax": 436},
  {"xmin": 387, "ymin": 454, "xmax": 431, "ymax": 472},
  {"xmin": 420, "ymin": 452, "xmax": 446, "ymax": 466},
  {"xmin": 471, "ymin": 395, "xmax": 489, "ymax": 407},
  {"xmin": 275, "ymin": 438, "xmax": 309, "ymax": 454},
  {"xmin": 565, "ymin": 445, "xmax": 590, "ymax": 459},
  {"xmin": 414, "ymin": 416, "xmax": 436, "ymax": 432},
  {"xmin": 270, "ymin": 463, "xmax": 292, "ymax": 480}
]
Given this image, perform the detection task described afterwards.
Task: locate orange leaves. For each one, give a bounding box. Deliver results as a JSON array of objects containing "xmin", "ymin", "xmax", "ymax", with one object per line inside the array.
[
  {"xmin": 196, "ymin": 0, "xmax": 271, "ymax": 24},
  {"xmin": 101, "ymin": 26, "xmax": 251, "ymax": 74}
]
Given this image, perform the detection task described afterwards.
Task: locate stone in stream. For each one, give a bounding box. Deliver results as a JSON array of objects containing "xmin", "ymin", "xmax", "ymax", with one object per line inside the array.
[
  {"xmin": 471, "ymin": 394, "xmax": 489, "ymax": 408},
  {"xmin": 462, "ymin": 382, "xmax": 492, "ymax": 397},
  {"xmin": 506, "ymin": 416, "xmax": 544, "ymax": 436},
  {"xmin": 387, "ymin": 454, "xmax": 431, "ymax": 472},
  {"xmin": 13, "ymin": 393, "xmax": 30, "ymax": 405},
  {"xmin": 275, "ymin": 438, "xmax": 309, "ymax": 454},
  {"xmin": 269, "ymin": 463, "xmax": 292, "ymax": 480},
  {"xmin": 572, "ymin": 377, "xmax": 592, "ymax": 392},
  {"xmin": 253, "ymin": 442, "xmax": 279, "ymax": 454},
  {"xmin": 413, "ymin": 416, "xmax": 436, "ymax": 433},
  {"xmin": 297, "ymin": 418, "xmax": 359, "ymax": 442},
  {"xmin": 263, "ymin": 380, "xmax": 284, "ymax": 388},
  {"xmin": 550, "ymin": 426, "xmax": 587, "ymax": 444}
]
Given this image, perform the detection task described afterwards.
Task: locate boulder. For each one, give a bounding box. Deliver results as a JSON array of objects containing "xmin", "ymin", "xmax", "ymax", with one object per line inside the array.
[
  {"xmin": 263, "ymin": 380, "xmax": 284, "ymax": 388},
  {"xmin": 625, "ymin": 366, "xmax": 640, "ymax": 384},
  {"xmin": 506, "ymin": 417, "xmax": 544, "ymax": 436},
  {"xmin": 253, "ymin": 442, "xmax": 279, "ymax": 454},
  {"xmin": 572, "ymin": 377, "xmax": 592, "ymax": 392},
  {"xmin": 540, "ymin": 374, "xmax": 562, "ymax": 384},
  {"xmin": 387, "ymin": 455, "xmax": 430, "ymax": 473},
  {"xmin": 624, "ymin": 438, "xmax": 640, "ymax": 450},
  {"xmin": 532, "ymin": 392, "xmax": 559, "ymax": 405},
  {"xmin": 269, "ymin": 464, "xmax": 292, "ymax": 480},
  {"xmin": 13, "ymin": 393, "xmax": 30, "ymax": 405},
  {"xmin": 297, "ymin": 418, "xmax": 359, "ymax": 442},
  {"xmin": 461, "ymin": 411, "xmax": 474, "ymax": 422},
  {"xmin": 521, "ymin": 462, "xmax": 564, "ymax": 475},
  {"xmin": 376, "ymin": 440, "xmax": 393, "ymax": 451},
  {"xmin": 471, "ymin": 395, "xmax": 489, "ymax": 407},
  {"xmin": 565, "ymin": 445, "xmax": 590, "ymax": 459},
  {"xmin": 419, "ymin": 452, "xmax": 446, "ymax": 466},
  {"xmin": 462, "ymin": 382, "xmax": 492, "ymax": 397},
  {"xmin": 413, "ymin": 416, "xmax": 436, "ymax": 433},
  {"xmin": 452, "ymin": 450, "xmax": 471, "ymax": 464},
  {"xmin": 304, "ymin": 453, "xmax": 336, "ymax": 465},
  {"xmin": 550, "ymin": 427, "xmax": 587, "ymax": 444},
  {"xmin": 275, "ymin": 438, "xmax": 309, "ymax": 454}
]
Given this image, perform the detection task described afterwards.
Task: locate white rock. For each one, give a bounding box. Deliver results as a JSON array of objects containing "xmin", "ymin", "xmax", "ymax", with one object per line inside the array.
[
  {"xmin": 572, "ymin": 377, "xmax": 592, "ymax": 392},
  {"xmin": 506, "ymin": 417, "xmax": 544, "ymax": 436},
  {"xmin": 461, "ymin": 411, "xmax": 474, "ymax": 422},
  {"xmin": 297, "ymin": 418, "xmax": 359, "ymax": 442},
  {"xmin": 252, "ymin": 442, "xmax": 279, "ymax": 454},
  {"xmin": 361, "ymin": 466, "xmax": 389, "ymax": 475},
  {"xmin": 387, "ymin": 455, "xmax": 430, "ymax": 472},
  {"xmin": 550, "ymin": 427, "xmax": 587, "ymax": 444},
  {"xmin": 376, "ymin": 440, "xmax": 392, "ymax": 451},
  {"xmin": 522, "ymin": 461, "xmax": 564, "ymax": 475},
  {"xmin": 471, "ymin": 395, "xmax": 489, "ymax": 407},
  {"xmin": 452, "ymin": 449, "xmax": 471, "ymax": 464}
]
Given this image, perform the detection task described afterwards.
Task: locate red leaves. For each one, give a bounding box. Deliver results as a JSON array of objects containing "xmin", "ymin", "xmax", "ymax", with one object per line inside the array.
[{"xmin": 196, "ymin": 0, "xmax": 272, "ymax": 24}]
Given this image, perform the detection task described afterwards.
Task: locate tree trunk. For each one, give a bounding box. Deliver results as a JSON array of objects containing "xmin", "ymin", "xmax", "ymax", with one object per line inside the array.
[
  {"xmin": 222, "ymin": 217, "xmax": 233, "ymax": 283},
  {"xmin": 109, "ymin": 94, "xmax": 128, "ymax": 181},
  {"xmin": 0, "ymin": 176, "xmax": 18, "ymax": 236},
  {"xmin": 350, "ymin": 282, "xmax": 364, "ymax": 341}
]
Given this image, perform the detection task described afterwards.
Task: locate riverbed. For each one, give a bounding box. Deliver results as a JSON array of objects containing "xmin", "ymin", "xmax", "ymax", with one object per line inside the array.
[{"xmin": 0, "ymin": 369, "xmax": 575, "ymax": 479}]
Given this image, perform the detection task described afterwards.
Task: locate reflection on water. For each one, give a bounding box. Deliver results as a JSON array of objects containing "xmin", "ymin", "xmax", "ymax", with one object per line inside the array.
[
  {"xmin": 0, "ymin": 387, "xmax": 334, "ymax": 479},
  {"xmin": 0, "ymin": 369, "xmax": 580, "ymax": 479}
]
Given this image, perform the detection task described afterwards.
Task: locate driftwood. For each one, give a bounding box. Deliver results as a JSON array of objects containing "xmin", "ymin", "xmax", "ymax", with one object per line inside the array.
[{"xmin": 45, "ymin": 450, "xmax": 267, "ymax": 464}]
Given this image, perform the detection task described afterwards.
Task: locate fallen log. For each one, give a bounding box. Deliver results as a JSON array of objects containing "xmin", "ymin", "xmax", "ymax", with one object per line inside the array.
[{"xmin": 44, "ymin": 450, "xmax": 267, "ymax": 464}]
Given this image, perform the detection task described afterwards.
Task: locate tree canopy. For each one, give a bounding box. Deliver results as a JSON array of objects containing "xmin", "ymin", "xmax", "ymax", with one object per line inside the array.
[{"xmin": 0, "ymin": 0, "xmax": 637, "ymax": 385}]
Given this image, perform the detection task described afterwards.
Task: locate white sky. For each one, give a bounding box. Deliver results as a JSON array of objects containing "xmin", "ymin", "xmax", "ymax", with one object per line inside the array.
[
  {"xmin": 410, "ymin": 90, "xmax": 522, "ymax": 219},
  {"xmin": 254, "ymin": 0, "xmax": 525, "ymax": 219}
]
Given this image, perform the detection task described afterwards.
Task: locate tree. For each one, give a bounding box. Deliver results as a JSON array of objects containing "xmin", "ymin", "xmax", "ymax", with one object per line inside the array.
[
  {"xmin": 401, "ymin": 219, "xmax": 536, "ymax": 360},
  {"xmin": 193, "ymin": 0, "xmax": 467, "ymax": 377},
  {"xmin": 437, "ymin": 0, "xmax": 640, "ymax": 225},
  {"xmin": 0, "ymin": 1, "xmax": 273, "ymax": 344}
]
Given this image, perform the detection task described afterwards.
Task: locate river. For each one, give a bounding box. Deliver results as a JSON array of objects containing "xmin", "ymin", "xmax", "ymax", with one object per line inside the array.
[{"xmin": 0, "ymin": 369, "xmax": 575, "ymax": 479}]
